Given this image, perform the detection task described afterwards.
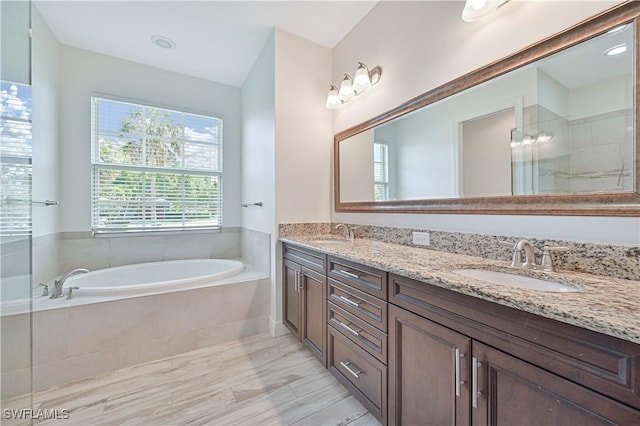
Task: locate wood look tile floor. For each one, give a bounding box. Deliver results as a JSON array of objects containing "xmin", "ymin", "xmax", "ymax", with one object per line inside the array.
[{"xmin": 31, "ymin": 333, "xmax": 381, "ymax": 426}]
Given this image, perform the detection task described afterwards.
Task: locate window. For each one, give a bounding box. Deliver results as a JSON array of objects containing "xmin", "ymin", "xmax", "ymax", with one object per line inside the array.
[
  {"xmin": 91, "ymin": 97, "xmax": 223, "ymax": 233},
  {"xmin": 374, "ymin": 141, "xmax": 389, "ymax": 201},
  {"xmin": 0, "ymin": 81, "xmax": 32, "ymax": 236}
]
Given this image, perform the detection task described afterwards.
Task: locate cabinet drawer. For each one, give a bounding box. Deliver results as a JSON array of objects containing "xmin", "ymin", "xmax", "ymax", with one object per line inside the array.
[
  {"xmin": 328, "ymin": 325, "xmax": 387, "ymax": 423},
  {"xmin": 328, "ymin": 257, "xmax": 387, "ymax": 300},
  {"xmin": 328, "ymin": 302, "xmax": 387, "ymax": 364},
  {"xmin": 328, "ymin": 278, "xmax": 388, "ymax": 332},
  {"xmin": 283, "ymin": 244, "xmax": 326, "ymax": 273}
]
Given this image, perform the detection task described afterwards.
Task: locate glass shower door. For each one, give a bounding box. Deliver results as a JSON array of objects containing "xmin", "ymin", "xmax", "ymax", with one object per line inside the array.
[{"xmin": 1, "ymin": 1, "xmax": 34, "ymax": 423}]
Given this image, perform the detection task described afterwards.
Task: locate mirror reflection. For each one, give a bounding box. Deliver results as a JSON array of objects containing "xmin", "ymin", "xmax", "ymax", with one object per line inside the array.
[{"xmin": 339, "ymin": 23, "xmax": 634, "ymax": 203}]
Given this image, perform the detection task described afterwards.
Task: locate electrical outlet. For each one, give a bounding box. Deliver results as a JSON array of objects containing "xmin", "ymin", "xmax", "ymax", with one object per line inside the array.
[{"xmin": 412, "ymin": 232, "xmax": 430, "ymax": 246}]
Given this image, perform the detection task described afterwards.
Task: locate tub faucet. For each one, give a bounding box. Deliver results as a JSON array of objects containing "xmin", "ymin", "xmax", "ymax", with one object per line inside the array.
[{"xmin": 51, "ymin": 268, "xmax": 88, "ymax": 299}]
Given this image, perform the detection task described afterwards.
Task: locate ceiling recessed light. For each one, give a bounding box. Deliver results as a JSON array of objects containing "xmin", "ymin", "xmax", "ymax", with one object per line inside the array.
[
  {"xmin": 603, "ymin": 44, "xmax": 627, "ymax": 56},
  {"xmin": 151, "ymin": 35, "xmax": 175, "ymax": 49},
  {"xmin": 607, "ymin": 24, "xmax": 629, "ymax": 34}
]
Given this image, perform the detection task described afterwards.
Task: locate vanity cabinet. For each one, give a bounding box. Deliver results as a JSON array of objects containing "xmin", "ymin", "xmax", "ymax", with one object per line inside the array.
[
  {"xmin": 281, "ymin": 242, "xmax": 640, "ymax": 425},
  {"xmin": 389, "ymin": 273, "xmax": 640, "ymax": 425},
  {"xmin": 282, "ymin": 245, "xmax": 327, "ymax": 365},
  {"xmin": 388, "ymin": 305, "xmax": 471, "ymax": 425},
  {"xmin": 389, "ymin": 304, "xmax": 640, "ymax": 426},
  {"xmin": 326, "ymin": 256, "xmax": 389, "ymax": 424}
]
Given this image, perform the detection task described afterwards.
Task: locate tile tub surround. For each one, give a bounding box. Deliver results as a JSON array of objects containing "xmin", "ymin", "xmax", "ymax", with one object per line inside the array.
[
  {"xmin": 279, "ymin": 223, "xmax": 640, "ymax": 281},
  {"xmin": 280, "ymin": 235, "xmax": 640, "ymax": 344},
  {"xmin": 60, "ymin": 228, "xmax": 243, "ymax": 272},
  {"xmin": 29, "ymin": 279, "xmax": 270, "ymax": 392}
]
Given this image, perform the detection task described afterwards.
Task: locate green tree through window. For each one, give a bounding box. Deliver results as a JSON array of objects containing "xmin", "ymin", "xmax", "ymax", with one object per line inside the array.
[{"xmin": 91, "ymin": 97, "xmax": 222, "ymax": 232}]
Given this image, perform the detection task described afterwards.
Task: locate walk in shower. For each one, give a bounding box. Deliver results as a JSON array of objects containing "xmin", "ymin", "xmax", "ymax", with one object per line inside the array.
[{"xmin": 1, "ymin": 0, "xmax": 34, "ymax": 421}]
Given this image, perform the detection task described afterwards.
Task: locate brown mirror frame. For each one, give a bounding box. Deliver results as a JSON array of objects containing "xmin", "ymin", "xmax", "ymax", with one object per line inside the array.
[{"xmin": 334, "ymin": 1, "xmax": 640, "ymax": 216}]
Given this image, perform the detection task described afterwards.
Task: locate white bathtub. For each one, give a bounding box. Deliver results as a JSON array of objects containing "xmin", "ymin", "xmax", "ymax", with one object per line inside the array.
[{"xmin": 64, "ymin": 259, "xmax": 244, "ymax": 296}]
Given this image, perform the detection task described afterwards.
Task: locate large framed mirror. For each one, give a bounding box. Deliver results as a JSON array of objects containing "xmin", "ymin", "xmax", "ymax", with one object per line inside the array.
[{"xmin": 335, "ymin": 2, "xmax": 639, "ymax": 216}]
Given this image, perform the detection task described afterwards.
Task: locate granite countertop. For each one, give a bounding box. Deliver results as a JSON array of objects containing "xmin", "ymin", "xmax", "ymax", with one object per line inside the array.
[{"xmin": 280, "ymin": 235, "xmax": 640, "ymax": 345}]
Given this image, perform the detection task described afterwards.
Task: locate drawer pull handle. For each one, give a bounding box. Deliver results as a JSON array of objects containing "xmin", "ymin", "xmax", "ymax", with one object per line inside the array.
[
  {"xmin": 338, "ymin": 320, "xmax": 360, "ymax": 336},
  {"xmin": 472, "ymin": 357, "xmax": 482, "ymax": 408},
  {"xmin": 338, "ymin": 295, "xmax": 361, "ymax": 307},
  {"xmin": 338, "ymin": 269, "xmax": 361, "ymax": 280},
  {"xmin": 340, "ymin": 361, "xmax": 362, "ymax": 378}
]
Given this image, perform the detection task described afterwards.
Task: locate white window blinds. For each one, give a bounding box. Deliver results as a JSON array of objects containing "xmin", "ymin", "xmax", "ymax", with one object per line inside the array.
[
  {"xmin": 1, "ymin": 82, "xmax": 32, "ymax": 237},
  {"xmin": 91, "ymin": 97, "xmax": 223, "ymax": 233},
  {"xmin": 374, "ymin": 142, "xmax": 389, "ymax": 201}
]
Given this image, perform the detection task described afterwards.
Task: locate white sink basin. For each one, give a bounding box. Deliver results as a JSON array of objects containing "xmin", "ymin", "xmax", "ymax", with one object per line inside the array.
[
  {"xmin": 310, "ymin": 237, "xmax": 350, "ymax": 244},
  {"xmin": 454, "ymin": 269, "xmax": 581, "ymax": 293}
]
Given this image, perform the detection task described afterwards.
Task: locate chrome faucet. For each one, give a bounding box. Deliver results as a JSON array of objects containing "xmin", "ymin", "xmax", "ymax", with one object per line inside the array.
[
  {"xmin": 51, "ymin": 268, "xmax": 88, "ymax": 299},
  {"xmin": 335, "ymin": 224, "xmax": 356, "ymax": 241},
  {"xmin": 514, "ymin": 239, "xmax": 536, "ymax": 269},
  {"xmin": 500, "ymin": 240, "xmax": 568, "ymax": 272}
]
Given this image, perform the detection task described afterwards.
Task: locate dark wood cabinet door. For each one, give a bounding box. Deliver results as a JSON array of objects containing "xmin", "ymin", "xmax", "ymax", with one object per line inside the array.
[
  {"xmin": 389, "ymin": 305, "xmax": 472, "ymax": 426},
  {"xmin": 472, "ymin": 342, "xmax": 640, "ymax": 426},
  {"xmin": 282, "ymin": 259, "xmax": 301, "ymax": 338},
  {"xmin": 301, "ymin": 267, "xmax": 327, "ymax": 365}
]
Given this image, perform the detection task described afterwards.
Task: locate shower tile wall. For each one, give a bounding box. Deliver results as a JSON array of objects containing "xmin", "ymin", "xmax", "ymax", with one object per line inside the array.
[{"xmin": 570, "ymin": 109, "xmax": 633, "ymax": 192}]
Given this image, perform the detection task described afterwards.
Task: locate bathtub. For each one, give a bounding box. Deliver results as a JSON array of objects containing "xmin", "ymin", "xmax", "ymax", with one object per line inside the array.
[{"xmin": 64, "ymin": 259, "xmax": 244, "ymax": 296}]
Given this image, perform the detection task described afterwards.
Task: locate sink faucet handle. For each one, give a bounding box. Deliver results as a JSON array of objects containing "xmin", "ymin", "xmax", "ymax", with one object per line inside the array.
[
  {"xmin": 499, "ymin": 241, "xmax": 516, "ymax": 248},
  {"xmin": 540, "ymin": 246, "xmax": 570, "ymax": 272}
]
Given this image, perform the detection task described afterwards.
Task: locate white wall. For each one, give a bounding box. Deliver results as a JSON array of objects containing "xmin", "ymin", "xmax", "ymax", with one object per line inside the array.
[
  {"xmin": 268, "ymin": 29, "xmax": 332, "ymax": 333},
  {"xmin": 340, "ymin": 129, "xmax": 374, "ymax": 202},
  {"xmin": 241, "ymin": 34, "xmax": 276, "ymax": 235},
  {"xmin": 58, "ymin": 46, "xmax": 242, "ymax": 232},
  {"xmin": 332, "ymin": 0, "xmax": 640, "ymax": 246},
  {"xmin": 274, "ymin": 29, "xmax": 333, "ymax": 225},
  {"xmin": 31, "ymin": 8, "xmax": 60, "ymax": 238}
]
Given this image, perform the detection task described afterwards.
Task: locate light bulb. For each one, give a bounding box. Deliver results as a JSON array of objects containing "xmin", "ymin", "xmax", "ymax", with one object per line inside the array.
[
  {"xmin": 470, "ymin": 0, "xmax": 487, "ymax": 10},
  {"xmin": 338, "ymin": 75, "xmax": 356, "ymax": 101},
  {"xmin": 325, "ymin": 85, "xmax": 342, "ymax": 109},
  {"xmin": 353, "ymin": 63, "xmax": 372, "ymax": 93}
]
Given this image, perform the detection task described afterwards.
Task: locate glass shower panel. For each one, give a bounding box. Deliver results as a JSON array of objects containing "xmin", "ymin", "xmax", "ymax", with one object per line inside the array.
[{"xmin": 1, "ymin": 0, "xmax": 33, "ymax": 423}]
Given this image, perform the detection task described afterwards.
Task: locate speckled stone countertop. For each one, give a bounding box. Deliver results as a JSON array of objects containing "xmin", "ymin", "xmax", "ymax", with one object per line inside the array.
[{"xmin": 281, "ymin": 235, "xmax": 640, "ymax": 345}]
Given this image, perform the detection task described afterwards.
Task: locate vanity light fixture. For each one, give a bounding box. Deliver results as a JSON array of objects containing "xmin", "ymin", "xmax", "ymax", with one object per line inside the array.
[
  {"xmin": 461, "ymin": 0, "xmax": 510, "ymax": 22},
  {"xmin": 536, "ymin": 131, "xmax": 553, "ymax": 143},
  {"xmin": 326, "ymin": 62, "xmax": 381, "ymax": 109},
  {"xmin": 338, "ymin": 74, "xmax": 356, "ymax": 101},
  {"xmin": 325, "ymin": 85, "xmax": 342, "ymax": 110},
  {"xmin": 604, "ymin": 43, "xmax": 627, "ymax": 56},
  {"xmin": 151, "ymin": 35, "xmax": 176, "ymax": 49}
]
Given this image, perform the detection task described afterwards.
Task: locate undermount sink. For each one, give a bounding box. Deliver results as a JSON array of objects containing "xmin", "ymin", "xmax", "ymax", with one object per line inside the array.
[
  {"xmin": 310, "ymin": 237, "xmax": 351, "ymax": 244},
  {"xmin": 454, "ymin": 268, "xmax": 581, "ymax": 293}
]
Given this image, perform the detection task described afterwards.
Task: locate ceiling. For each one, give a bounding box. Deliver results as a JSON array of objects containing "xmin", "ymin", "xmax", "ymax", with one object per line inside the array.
[
  {"xmin": 34, "ymin": 1, "xmax": 377, "ymax": 87},
  {"xmin": 537, "ymin": 23, "xmax": 633, "ymax": 90}
]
